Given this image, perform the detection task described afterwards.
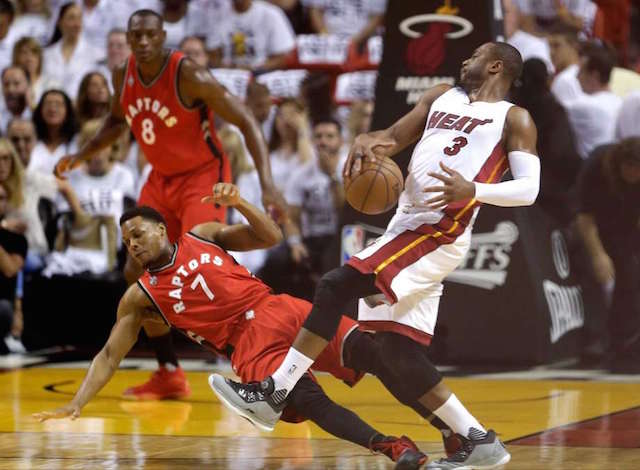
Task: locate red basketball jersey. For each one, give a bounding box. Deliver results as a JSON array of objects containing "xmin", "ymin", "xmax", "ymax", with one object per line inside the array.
[
  {"xmin": 120, "ymin": 50, "xmax": 226, "ymax": 176},
  {"xmin": 137, "ymin": 232, "xmax": 272, "ymax": 353}
]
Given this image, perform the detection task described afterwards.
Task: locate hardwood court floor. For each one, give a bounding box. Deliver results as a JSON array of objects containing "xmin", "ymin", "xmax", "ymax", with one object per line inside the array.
[{"xmin": 1, "ymin": 366, "xmax": 639, "ymax": 469}]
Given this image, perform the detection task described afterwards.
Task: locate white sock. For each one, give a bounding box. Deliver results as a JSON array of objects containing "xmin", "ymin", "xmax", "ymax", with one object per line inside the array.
[
  {"xmin": 433, "ymin": 394, "xmax": 486, "ymax": 438},
  {"xmin": 270, "ymin": 347, "xmax": 314, "ymax": 398}
]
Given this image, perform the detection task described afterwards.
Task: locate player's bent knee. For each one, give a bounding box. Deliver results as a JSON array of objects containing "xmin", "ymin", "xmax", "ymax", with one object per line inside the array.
[
  {"xmin": 142, "ymin": 319, "xmax": 171, "ymax": 337},
  {"xmin": 379, "ymin": 332, "xmax": 443, "ymax": 395}
]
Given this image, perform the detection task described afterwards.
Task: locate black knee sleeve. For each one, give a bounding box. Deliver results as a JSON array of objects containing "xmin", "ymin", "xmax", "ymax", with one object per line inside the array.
[
  {"xmin": 303, "ymin": 266, "xmax": 378, "ymax": 341},
  {"xmin": 378, "ymin": 332, "xmax": 443, "ymax": 399},
  {"xmin": 289, "ymin": 374, "xmax": 379, "ymax": 448}
]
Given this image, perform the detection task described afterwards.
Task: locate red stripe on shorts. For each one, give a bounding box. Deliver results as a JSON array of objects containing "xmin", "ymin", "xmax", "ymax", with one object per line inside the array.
[{"xmin": 359, "ymin": 320, "xmax": 433, "ymax": 346}]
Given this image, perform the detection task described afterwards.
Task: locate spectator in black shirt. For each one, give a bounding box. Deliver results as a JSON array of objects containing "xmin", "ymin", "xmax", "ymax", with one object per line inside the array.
[
  {"xmin": 0, "ymin": 182, "xmax": 28, "ymax": 354},
  {"xmin": 574, "ymin": 137, "xmax": 640, "ymax": 371}
]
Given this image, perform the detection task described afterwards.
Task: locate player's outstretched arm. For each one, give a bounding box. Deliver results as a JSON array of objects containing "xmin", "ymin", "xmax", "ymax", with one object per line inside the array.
[
  {"xmin": 193, "ymin": 183, "xmax": 283, "ymax": 251},
  {"xmin": 178, "ymin": 60, "xmax": 287, "ymax": 220},
  {"xmin": 54, "ymin": 66, "xmax": 129, "ymax": 178},
  {"xmin": 344, "ymin": 83, "xmax": 452, "ymax": 178},
  {"xmin": 33, "ymin": 285, "xmax": 149, "ymax": 422}
]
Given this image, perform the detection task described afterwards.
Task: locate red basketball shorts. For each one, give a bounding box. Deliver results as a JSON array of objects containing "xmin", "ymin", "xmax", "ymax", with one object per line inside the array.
[
  {"xmin": 230, "ymin": 294, "xmax": 363, "ymax": 423},
  {"xmin": 138, "ymin": 159, "xmax": 232, "ymax": 242}
]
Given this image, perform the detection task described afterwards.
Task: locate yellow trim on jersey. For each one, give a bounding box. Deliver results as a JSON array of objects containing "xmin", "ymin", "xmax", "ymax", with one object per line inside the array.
[{"xmin": 372, "ymin": 154, "xmax": 508, "ymax": 275}]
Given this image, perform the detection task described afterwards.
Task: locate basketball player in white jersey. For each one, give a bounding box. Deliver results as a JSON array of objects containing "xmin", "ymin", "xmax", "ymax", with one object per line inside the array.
[{"xmin": 211, "ymin": 42, "xmax": 540, "ymax": 469}]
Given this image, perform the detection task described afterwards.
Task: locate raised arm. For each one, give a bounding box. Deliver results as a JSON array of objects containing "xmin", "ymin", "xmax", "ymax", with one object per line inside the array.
[
  {"xmin": 192, "ymin": 182, "xmax": 283, "ymax": 251},
  {"xmin": 344, "ymin": 84, "xmax": 451, "ymax": 177},
  {"xmin": 54, "ymin": 65, "xmax": 129, "ymax": 177},
  {"xmin": 178, "ymin": 60, "xmax": 286, "ymax": 219},
  {"xmin": 33, "ymin": 284, "xmax": 151, "ymax": 421}
]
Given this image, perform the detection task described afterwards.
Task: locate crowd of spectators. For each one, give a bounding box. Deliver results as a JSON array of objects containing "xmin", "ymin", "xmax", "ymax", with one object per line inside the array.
[{"xmin": 0, "ymin": 0, "xmax": 637, "ymax": 371}]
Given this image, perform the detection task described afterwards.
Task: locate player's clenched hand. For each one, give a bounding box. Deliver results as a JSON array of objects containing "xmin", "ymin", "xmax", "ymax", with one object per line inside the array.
[
  {"xmin": 423, "ymin": 161, "xmax": 475, "ymax": 210},
  {"xmin": 33, "ymin": 404, "xmax": 81, "ymax": 422},
  {"xmin": 202, "ymin": 183, "xmax": 241, "ymax": 207},
  {"xmin": 54, "ymin": 154, "xmax": 83, "ymax": 179},
  {"xmin": 344, "ymin": 135, "xmax": 395, "ymax": 179}
]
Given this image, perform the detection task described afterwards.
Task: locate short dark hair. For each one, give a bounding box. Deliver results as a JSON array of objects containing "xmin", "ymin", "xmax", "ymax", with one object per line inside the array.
[
  {"xmin": 33, "ymin": 89, "xmax": 78, "ymax": 144},
  {"xmin": 108, "ymin": 27, "xmax": 127, "ymax": 38},
  {"xmin": 0, "ymin": 0, "xmax": 15, "ymax": 21},
  {"xmin": 313, "ymin": 116, "xmax": 342, "ymax": 134},
  {"xmin": 2, "ymin": 64, "xmax": 30, "ymax": 84},
  {"xmin": 490, "ymin": 42, "xmax": 523, "ymax": 81},
  {"xmin": 581, "ymin": 41, "xmax": 616, "ymax": 84},
  {"xmin": 128, "ymin": 9, "xmax": 163, "ymax": 29},
  {"xmin": 120, "ymin": 206, "xmax": 167, "ymax": 227}
]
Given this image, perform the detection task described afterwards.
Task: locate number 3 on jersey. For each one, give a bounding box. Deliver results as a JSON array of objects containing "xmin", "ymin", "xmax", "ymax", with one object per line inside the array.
[
  {"xmin": 443, "ymin": 136, "xmax": 468, "ymax": 156},
  {"xmin": 141, "ymin": 118, "xmax": 156, "ymax": 145}
]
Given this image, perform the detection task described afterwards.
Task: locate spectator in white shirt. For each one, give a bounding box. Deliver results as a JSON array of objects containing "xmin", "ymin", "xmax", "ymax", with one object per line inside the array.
[
  {"xmin": 0, "ymin": 0, "xmax": 16, "ymax": 74},
  {"xmin": 75, "ymin": 71, "xmax": 110, "ymax": 125},
  {"xmin": 304, "ymin": 0, "xmax": 386, "ymax": 46},
  {"xmin": 616, "ymin": 91, "xmax": 640, "ymax": 140},
  {"xmin": 42, "ymin": 2, "xmax": 101, "ymax": 99},
  {"xmin": 179, "ymin": 35, "xmax": 208, "ymax": 67},
  {"xmin": 57, "ymin": 119, "xmax": 135, "ymax": 247},
  {"xmin": 156, "ymin": 0, "xmax": 207, "ymax": 49},
  {"xmin": 12, "ymin": 36, "xmax": 60, "ymax": 104},
  {"xmin": 1, "ymin": 65, "xmax": 32, "ymax": 133},
  {"xmin": 0, "ymin": 136, "xmax": 81, "ymax": 270},
  {"xmin": 207, "ymin": 0, "xmax": 296, "ymax": 73},
  {"xmin": 96, "ymin": 28, "xmax": 131, "ymax": 92},
  {"xmin": 566, "ymin": 43, "xmax": 622, "ymax": 159},
  {"xmin": 284, "ymin": 117, "xmax": 345, "ymax": 283},
  {"xmin": 7, "ymin": 118, "xmax": 36, "ymax": 168},
  {"xmin": 548, "ymin": 25, "xmax": 583, "ymax": 106},
  {"xmin": 80, "ymin": 0, "xmax": 124, "ymax": 55},
  {"xmin": 516, "ymin": 0, "xmax": 597, "ymax": 37},
  {"xmin": 503, "ymin": 0, "xmax": 553, "ymax": 73},
  {"xmin": 29, "ymin": 89, "xmax": 78, "ymax": 175},
  {"xmin": 11, "ymin": 0, "xmax": 50, "ymax": 45}
]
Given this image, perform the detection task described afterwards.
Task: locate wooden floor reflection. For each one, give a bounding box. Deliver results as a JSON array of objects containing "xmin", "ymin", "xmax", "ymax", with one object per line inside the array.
[{"xmin": 1, "ymin": 367, "xmax": 639, "ymax": 469}]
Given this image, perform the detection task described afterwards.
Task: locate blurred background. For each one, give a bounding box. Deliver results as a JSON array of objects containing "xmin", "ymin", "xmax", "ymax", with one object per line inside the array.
[{"xmin": 0, "ymin": 0, "xmax": 638, "ymax": 374}]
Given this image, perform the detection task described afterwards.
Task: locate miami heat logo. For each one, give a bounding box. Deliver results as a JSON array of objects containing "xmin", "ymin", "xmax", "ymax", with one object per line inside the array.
[{"xmin": 401, "ymin": 1, "xmax": 473, "ymax": 75}]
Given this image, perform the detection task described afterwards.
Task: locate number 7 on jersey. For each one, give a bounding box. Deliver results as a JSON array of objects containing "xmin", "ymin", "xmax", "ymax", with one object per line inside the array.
[{"xmin": 191, "ymin": 273, "xmax": 214, "ymax": 300}]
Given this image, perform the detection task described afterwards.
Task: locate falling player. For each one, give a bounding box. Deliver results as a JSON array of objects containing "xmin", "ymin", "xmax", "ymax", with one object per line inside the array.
[
  {"xmin": 211, "ymin": 42, "xmax": 540, "ymax": 469},
  {"xmin": 54, "ymin": 9, "xmax": 286, "ymax": 401},
  {"xmin": 33, "ymin": 183, "xmax": 435, "ymax": 469}
]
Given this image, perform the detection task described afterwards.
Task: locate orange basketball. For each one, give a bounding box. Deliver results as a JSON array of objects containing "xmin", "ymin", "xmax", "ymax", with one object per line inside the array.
[{"xmin": 344, "ymin": 157, "xmax": 404, "ymax": 215}]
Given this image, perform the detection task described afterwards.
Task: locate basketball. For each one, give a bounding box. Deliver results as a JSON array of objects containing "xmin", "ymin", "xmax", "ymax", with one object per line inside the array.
[{"xmin": 344, "ymin": 157, "xmax": 404, "ymax": 215}]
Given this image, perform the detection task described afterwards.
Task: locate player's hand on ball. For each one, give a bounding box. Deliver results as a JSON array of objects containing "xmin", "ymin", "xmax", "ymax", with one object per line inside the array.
[
  {"xmin": 423, "ymin": 161, "xmax": 475, "ymax": 209},
  {"xmin": 33, "ymin": 404, "xmax": 81, "ymax": 422},
  {"xmin": 202, "ymin": 183, "xmax": 241, "ymax": 207},
  {"xmin": 344, "ymin": 135, "xmax": 395, "ymax": 179}
]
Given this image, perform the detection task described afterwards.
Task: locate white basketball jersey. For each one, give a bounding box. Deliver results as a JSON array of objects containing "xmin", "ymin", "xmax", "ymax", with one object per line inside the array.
[{"xmin": 390, "ymin": 87, "xmax": 513, "ymax": 232}]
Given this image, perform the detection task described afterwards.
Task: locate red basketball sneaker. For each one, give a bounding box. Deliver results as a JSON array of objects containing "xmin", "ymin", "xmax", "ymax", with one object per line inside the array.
[
  {"xmin": 443, "ymin": 432, "xmax": 463, "ymax": 457},
  {"xmin": 123, "ymin": 366, "xmax": 191, "ymax": 400},
  {"xmin": 370, "ymin": 435, "xmax": 428, "ymax": 469}
]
